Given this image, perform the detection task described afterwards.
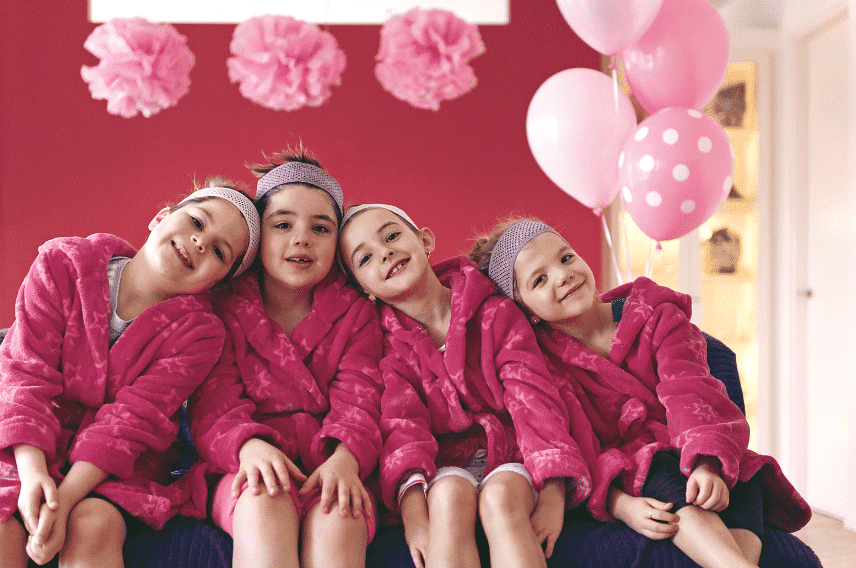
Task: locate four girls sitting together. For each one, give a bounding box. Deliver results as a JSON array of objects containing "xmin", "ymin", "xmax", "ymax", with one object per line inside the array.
[{"xmin": 0, "ymin": 146, "xmax": 811, "ymax": 568}]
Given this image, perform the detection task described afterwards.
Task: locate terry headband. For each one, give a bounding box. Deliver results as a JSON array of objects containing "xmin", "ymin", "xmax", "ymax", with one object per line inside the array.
[
  {"xmin": 487, "ymin": 220, "xmax": 557, "ymax": 299},
  {"xmin": 179, "ymin": 187, "xmax": 260, "ymax": 277},
  {"xmin": 256, "ymin": 162, "xmax": 344, "ymax": 220},
  {"xmin": 341, "ymin": 203, "xmax": 418, "ymax": 232}
]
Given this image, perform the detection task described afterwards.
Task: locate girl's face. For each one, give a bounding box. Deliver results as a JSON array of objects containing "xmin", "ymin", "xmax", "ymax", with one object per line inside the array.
[
  {"xmin": 145, "ymin": 197, "xmax": 250, "ymax": 295},
  {"xmin": 513, "ymin": 231, "xmax": 597, "ymax": 325},
  {"xmin": 339, "ymin": 208, "xmax": 433, "ymax": 303},
  {"xmin": 259, "ymin": 185, "xmax": 338, "ymax": 292}
]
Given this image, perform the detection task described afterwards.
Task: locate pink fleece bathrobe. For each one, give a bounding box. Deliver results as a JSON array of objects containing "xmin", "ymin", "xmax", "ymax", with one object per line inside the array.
[
  {"xmin": 0, "ymin": 234, "xmax": 226, "ymax": 529},
  {"xmin": 182, "ymin": 268, "xmax": 383, "ymax": 516},
  {"xmin": 378, "ymin": 257, "xmax": 593, "ymax": 513},
  {"xmin": 535, "ymin": 277, "xmax": 811, "ymax": 532}
]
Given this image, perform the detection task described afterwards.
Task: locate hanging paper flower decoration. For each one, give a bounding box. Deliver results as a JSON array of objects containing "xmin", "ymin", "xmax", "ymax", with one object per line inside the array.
[
  {"xmin": 227, "ymin": 15, "xmax": 346, "ymax": 111},
  {"xmin": 80, "ymin": 18, "xmax": 195, "ymax": 119},
  {"xmin": 375, "ymin": 8, "xmax": 486, "ymax": 111}
]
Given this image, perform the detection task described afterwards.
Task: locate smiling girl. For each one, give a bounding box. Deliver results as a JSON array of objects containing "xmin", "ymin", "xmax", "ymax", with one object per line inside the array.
[
  {"xmin": 184, "ymin": 147, "xmax": 383, "ymax": 568},
  {"xmin": 0, "ymin": 179, "xmax": 259, "ymax": 568},
  {"xmin": 469, "ymin": 218, "xmax": 812, "ymax": 568},
  {"xmin": 338, "ymin": 204, "xmax": 592, "ymax": 568}
]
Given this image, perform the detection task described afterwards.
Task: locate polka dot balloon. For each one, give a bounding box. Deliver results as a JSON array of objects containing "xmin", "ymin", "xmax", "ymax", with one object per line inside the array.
[{"xmin": 618, "ymin": 107, "xmax": 734, "ymax": 242}]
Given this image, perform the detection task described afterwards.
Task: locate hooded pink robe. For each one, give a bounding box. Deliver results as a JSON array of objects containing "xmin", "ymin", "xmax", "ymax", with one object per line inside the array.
[
  {"xmin": 536, "ymin": 277, "xmax": 811, "ymax": 532},
  {"xmin": 181, "ymin": 269, "xmax": 383, "ymax": 515},
  {"xmin": 378, "ymin": 257, "xmax": 593, "ymax": 513},
  {"xmin": 0, "ymin": 234, "xmax": 226, "ymax": 529}
]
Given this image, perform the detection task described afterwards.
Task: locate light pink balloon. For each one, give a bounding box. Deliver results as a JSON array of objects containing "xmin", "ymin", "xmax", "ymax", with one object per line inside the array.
[
  {"xmin": 622, "ymin": 0, "xmax": 730, "ymax": 114},
  {"xmin": 619, "ymin": 108, "xmax": 734, "ymax": 242},
  {"xmin": 526, "ymin": 68, "xmax": 637, "ymax": 212},
  {"xmin": 556, "ymin": 0, "xmax": 663, "ymax": 55}
]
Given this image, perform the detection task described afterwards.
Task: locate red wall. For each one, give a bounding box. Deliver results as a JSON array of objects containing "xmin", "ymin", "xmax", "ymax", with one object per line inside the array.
[{"xmin": 0, "ymin": 1, "xmax": 602, "ymax": 325}]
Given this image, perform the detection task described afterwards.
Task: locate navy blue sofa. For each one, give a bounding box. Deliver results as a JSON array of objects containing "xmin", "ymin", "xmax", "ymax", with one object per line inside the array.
[{"xmin": 0, "ymin": 328, "xmax": 819, "ymax": 568}]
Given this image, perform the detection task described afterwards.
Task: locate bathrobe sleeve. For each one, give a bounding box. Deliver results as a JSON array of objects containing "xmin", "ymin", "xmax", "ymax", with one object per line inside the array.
[
  {"xmin": 378, "ymin": 346, "xmax": 438, "ymax": 512},
  {"xmin": 651, "ymin": 304, "xmax": 750, "ymax": 487},
  {"xmin": 315, "ymin": 301, "xmax": 384, "ymax": 480},
  {"xmin": 188, "ymin": 330, "xmax": 284, "ymax": 474},
  {"xmin": 0, "ymin": 247, "xmax": 74, "ymax": 459},
  {"xmin": 69, "ymin": 306, "xmax": 226, "ymax": 479},
  {"xmin": 490, "ymin": 300, "xmax": 592, "ymax": 506}
]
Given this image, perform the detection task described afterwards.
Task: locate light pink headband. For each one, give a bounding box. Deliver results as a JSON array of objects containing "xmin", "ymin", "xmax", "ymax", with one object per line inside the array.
[
  {"xmin": 256, "ymin": 162, "xmax": 343, "ymax": 221},
  {"xmin": 179, "ymin": 187, "xmax": 260, "ymax": 276},
  {"xmin": 341, "ymin": 203, "xmax": 418, "ymax": 232}
]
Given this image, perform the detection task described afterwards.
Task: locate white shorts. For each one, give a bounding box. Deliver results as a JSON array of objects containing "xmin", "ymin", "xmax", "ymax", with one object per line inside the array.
[{"xmin": 428, "ymin": 450, "xmax": 538, "ymax": 502}]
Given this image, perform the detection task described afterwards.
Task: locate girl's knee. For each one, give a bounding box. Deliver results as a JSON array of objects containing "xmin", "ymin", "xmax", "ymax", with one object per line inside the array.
[
  {"xmin": 67, "ymin": 498, "xmax": 127, "ymax": 544},
  {"xmin": 428, "ymin": 475, "xmax": 478, "ymax": 513},
  {"xmin": 236, "ymin": 488, "xmax": 298, "ymax": 520},
  {"xmin": 0, "ymin": 518, "xmax": 28, "ymax": 567},
  {"xmin": 479, "ymin": 471, "xmax": 535, "ymax": 519}
]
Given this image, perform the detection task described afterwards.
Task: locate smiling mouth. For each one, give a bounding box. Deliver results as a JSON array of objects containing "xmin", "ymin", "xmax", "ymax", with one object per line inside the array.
[
  {"xmin": 173, "ymin": 241, "xmax": 194, "ymax": 269},
  {"xmin": 287, "ymin": 255, "xmax": 313, "ymax": 265},
  {"xmin": 386, "ymin": 259, "xmax": 408, "ymax": 279},
  {"xmin": 561, "ymin": 281, "xmax": 583, "ymax": 301}
]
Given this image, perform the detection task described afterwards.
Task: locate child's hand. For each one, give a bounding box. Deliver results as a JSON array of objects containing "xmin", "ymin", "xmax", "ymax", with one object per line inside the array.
[
  {"xmin": 26, "ymin": 499, "xmax": 68, "ymax": 565},
  {"xmin": 530, "ymin": 478, "xmax": 565, "ymax": 558},
  {"xmin": 14, "ymin": 445, "xmax": 59, "ymax": 535},
  {"xmin": 400, "ymin": 486, "xmax": 429, "ymax": 568},
  {"xmin": 612, "ymin": 493, "xmax": 678, "ymax": 540},
  {"xmin": 686, "ymin": 457, "xmax": 729, "ymax": 511},
  {"xmin": 299, "ymin": 443, "xmax": 371, "ymax": 519},
  {"xmin": 234, "ymin": 438, "xmax": 306, "ymax": 497}
]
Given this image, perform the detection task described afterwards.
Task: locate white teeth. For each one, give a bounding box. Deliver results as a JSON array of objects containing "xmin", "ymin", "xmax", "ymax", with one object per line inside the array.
[{"xmin": 389, "ymin": 261, "xmax": 406, "ymax": 278}]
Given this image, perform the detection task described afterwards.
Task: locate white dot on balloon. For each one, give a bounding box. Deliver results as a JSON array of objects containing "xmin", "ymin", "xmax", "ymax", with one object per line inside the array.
[
  {"xmin": 634, "ymin": 126, "xmax": 649, "ymax": 142},
  {"xmin": 687, "ymin": 109, "xmax": 703, "ymax": 118},
  {"xmin": 723, "ymin": 176, "xmax": 733, "ymax": 194},
  {"xmin": 698, "ymin": 137, "xmax": 713, "ymax": 153},
  {"xmin": 663, "ymin": 129, "xmax": 679, "ymax": 145},
  {"xmin": 680, "ymin": 200, "xmax": 696, "ymax": 213},
  {"xmin": 646, "ymin": 192, "xmax": 662, "ymax": 207},
  {"xmin": 622, "ymin": 187, "xmax": 632, "ymax": 203},
  {"xmin": 639, "ymin": 155, "xmax": 655, "ymax": 172},
  {"xmin": 673, "ymin": 164, "xmax": 690, "ymax": 182},
  {"xmin": 618, "ymin": 152, "xmax": 625, "ymax": 168}
]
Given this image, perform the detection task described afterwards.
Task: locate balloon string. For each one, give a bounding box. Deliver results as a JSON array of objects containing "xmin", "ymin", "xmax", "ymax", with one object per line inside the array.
[
  {"xmin": 622, "ymin": 200, "xmax": 632, "ymax": 282},
  {"xmin": 645, "ymin": 238, "xmax": 653, "ymax": 279},
  {"xmin": 611, "ymin": 59, "xmax": 619, "ymax": 116},
  {"xmin": 601, "ymin": 213, "xmax": 623, "ymax": 286}
]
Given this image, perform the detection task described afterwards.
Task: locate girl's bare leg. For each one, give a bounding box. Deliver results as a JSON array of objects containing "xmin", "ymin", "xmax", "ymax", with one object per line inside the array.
[
  {"xmin": 671, "ymin": 505, "xmax": 759, "ymax": 568},
  {"xmin": 731, "ymin": 528, "xmax": 762, "ymax": 565},
  {"xmin": 478, "ymin": 471, "xmax": 545, "ymax": 568},
  {"xmin": 0, "ymin": 517, "xmax": 28, "ymax": 568},
  {"xmin": 232, "ymin": 490, "xmax": 300, "ymax": 568},
  {"xmin": 301, "ymin": 501, "xmax": 368, "ymax": 568},
  {"xmin": 426, "ymin": 475, "xmax": 479, "ymax": 568},
  {"xmin": 59, "ymin": 497, "xmax": 126, "ymax": 568}
]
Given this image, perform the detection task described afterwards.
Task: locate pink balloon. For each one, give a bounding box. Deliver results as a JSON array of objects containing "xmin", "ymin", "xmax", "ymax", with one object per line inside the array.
[
  {"xmin": 619, "ymin": 108, "xmax": 734, "ymax": 242},
  {"xmin": 556, "ymin": 0, "xmax": 663, "ymax": 55},
  {"xmin": 622, "ymin": 0, "xmax": 730, "ymax": 114},
  {"xmin": 527, "ymin": 68, "xmax": 637, "ymax": 212}
]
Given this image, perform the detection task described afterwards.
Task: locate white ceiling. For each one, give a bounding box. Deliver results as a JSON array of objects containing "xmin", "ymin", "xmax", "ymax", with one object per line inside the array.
[{"xmin": 709, "ymin": 0, "xmax": 781, "ymax": 30}]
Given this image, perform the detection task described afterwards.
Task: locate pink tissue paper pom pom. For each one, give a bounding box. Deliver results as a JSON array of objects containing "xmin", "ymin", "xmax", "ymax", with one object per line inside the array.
[
  {"xmin": 227, "ymin": 15, "xmax": 346, "ymax": 111},
  {"xmin": 80, "ymin": 18, "xmax": 195, "ymax": 118},
  {"xmin": 375, "ymin": 8, "xmax": 486, "ymax": 111}
]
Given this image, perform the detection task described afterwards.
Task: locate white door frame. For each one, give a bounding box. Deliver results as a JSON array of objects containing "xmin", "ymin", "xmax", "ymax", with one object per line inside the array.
[{"xmin": 777, "ymin": 1, "xmax": 856, "ymax": 529}]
